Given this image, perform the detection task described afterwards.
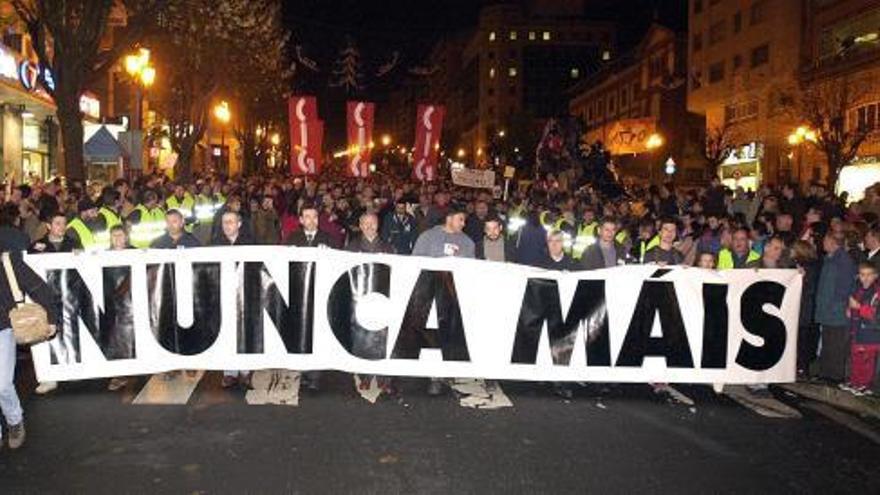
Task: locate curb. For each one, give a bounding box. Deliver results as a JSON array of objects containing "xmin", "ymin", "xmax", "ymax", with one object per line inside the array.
[{"xmin": 778, "ymin": 383, "xmax": 880, "ymax": 420}]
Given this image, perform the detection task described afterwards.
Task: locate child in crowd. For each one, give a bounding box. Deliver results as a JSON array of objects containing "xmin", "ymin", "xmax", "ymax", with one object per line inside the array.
[
  {"xmin": 696, "ymin": 251, "xmax": 716, "ymax": 269},
  {"xmin": 845, "ymin": 262, "xmax": 880, "ymax": 395}
]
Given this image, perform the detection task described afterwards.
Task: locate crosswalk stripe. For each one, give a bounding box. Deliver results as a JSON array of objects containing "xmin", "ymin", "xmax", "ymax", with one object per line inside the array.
[{"xmin": 132, "ymin": 371, "xmax": 205, "ymax": 405}]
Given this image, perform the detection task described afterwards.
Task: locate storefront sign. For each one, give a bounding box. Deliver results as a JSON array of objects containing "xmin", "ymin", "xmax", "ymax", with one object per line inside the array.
[
  {"xmin": 19, "ymin": 60, "xmax": 55, "ymax": 93},
  {"xmin": 723, "ymin": 142, "xmax": 763, "ymax": 166}
]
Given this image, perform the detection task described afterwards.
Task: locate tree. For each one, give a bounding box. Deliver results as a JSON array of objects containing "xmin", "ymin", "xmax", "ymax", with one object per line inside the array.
[
  {"xmin": 792, "ymin": 77, "xmax": 871, "ymax": 187},
  {"xmin": 12, "ymin": 0, "xmax": 165, "ymax": 181},
  {"xmin": 702, "ymin": 122, "xmax": 737, "ymax": 179},
  {"xmin": 225, "ymin": 0, "xmax": 293, "ymax": 175},
  {"xmin": 149, "ymin": 0, "xmax": 291, "ymax": 179}
]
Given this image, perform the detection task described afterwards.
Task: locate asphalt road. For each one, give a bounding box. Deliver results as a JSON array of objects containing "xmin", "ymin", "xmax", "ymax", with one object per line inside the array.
[{"xmin": 1, "ymin": 370, "xmax": 879, "ymax": 494}]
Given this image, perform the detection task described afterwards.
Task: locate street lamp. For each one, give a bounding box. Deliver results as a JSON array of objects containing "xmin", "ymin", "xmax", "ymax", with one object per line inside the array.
[
  {"xmin": 788, "ymin": 125, "xmax": 818, "ymax": 181},
  {"xmin": 124, "ymin": 47, "xmax": 155, "ymax": 130},
  {"xmin": 645, "ymin": 133, "xmax": 665, "ymax": 183},
  {"xmin": 457, "ymin": 148, "xmax": 466, "ymax": 159},
  {"xmin": 213, "ymin": 100, "xmax": 231, "ymax": 170},
  {"xmin": 381, "ymin": 134, "xmax": 392, "ymax": 147}
]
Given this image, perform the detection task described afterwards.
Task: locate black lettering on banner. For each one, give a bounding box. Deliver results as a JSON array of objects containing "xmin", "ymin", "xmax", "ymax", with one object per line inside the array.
[
  {"xmin": 616, "ymin": 280, "xmax": 694, "ymax": 368},
  {"xmin": 147, "ymin": 263, "xmax": 221, "ymax": 355},
  {"xmin": 390, "ymin": 270, "xmax": 470, "ymax": 361},
  {"xmin": 238, "ymin": 262, "xmax": 316, "ymax": 354},
  {"xmin": 327, "ymin": 263, "xmax": 391, "ymax": 360},
  {"xmin": 46, "ymin": 267, "xmax": 135, "ymax": 364},
  {"xmin": 736, "ymin": 281, "xmax": 787, "ymax": 371},
  {"xmin": 701, "ymin": 284, "xmax": 729, "ymax": 369},
  {"xmin": 510, "ymin": 278, "xmax": 611, "ymax": 366}
]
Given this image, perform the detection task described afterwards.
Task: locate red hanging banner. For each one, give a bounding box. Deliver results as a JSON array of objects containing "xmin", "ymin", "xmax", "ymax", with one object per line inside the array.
[
  {"xmin": 289, "ymin": 96, "xmax": 322, "ymax": 175},
  {"xmin": 413, "ymin": 104, "xmax": 445, "ymax": 182},
  {"xmin": 346, "ymin": 101, "xmax": 375, "ymax": 178}
]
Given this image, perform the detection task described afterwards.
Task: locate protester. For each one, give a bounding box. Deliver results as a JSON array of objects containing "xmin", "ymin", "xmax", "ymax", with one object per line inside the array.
[
  {"xmin": 213, "ymin": 210, "xmax": 254, "ymax": 389},
  {"xmin": 815, "ymin": 233, "xmax": 857, "ymax": 383},
  {"xmin": 845, "ymin": 262, "xmax": 880, "ymax": 395},
  {"xmin": 580, "ymin": 217, "xmax": 627, "ymax": 270},
  {"xmin": 381, "ymin": 198, "xmax": 418, "ymax": 255},
  {"xmin": 412, "ymin": 205, "xmax": 475, "ymax": 396},
  {"xmin": 791, "ymin": 240, "xmax": 820, "ymax": 377},
  {"xmin": 542, "ymin": 230, "xmax": 576, "ymax": 271},
  {"xmin": 150, "ymin": 210, "xmax": 201, "ymax": 249},
  {"xmin": 475, "ymin": 215, "xmax": 516, "ymax": 262},
  {"xmin": 107, "ymin": 225, "xmax": 135, "ymax": 392},
  {"xmin": 0, "ymin": 249, "xmax": 59, "ymax": 450},
  {"xmin": 643, "ymin": 217, "xmax": 683, "ymax": 265}
]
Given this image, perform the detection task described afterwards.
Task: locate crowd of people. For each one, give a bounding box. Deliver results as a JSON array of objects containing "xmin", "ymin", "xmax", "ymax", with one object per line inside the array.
[{"xmin": 2, "ymin": 167, "xmax": 880, "ymax": 449}]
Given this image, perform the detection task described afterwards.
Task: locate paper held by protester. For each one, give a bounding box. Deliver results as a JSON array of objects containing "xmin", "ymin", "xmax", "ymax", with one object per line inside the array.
[
  {"xmin": 451, "ymin": 167, "xmax": 496, "ymax": 189},
  {"xmin": 24, "ymin": 247, "xmax": 801, "ymax": 384}
]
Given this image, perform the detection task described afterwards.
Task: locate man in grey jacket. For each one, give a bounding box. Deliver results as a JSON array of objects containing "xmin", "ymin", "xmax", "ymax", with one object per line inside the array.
[{"xmin": 411, "ymin": 205, "xmax": 474, "ymax": 396}]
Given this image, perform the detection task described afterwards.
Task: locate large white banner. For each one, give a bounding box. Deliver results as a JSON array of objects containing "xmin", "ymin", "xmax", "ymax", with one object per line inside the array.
[{"xmin": 24, "ymin": 247, "xmax": 801, "ymax": 384}]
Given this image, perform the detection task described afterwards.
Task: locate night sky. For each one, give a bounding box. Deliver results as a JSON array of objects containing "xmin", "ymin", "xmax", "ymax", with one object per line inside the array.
[{"xmin": 281, "ymin": 0, "xmax": 686, "ymax": 143}]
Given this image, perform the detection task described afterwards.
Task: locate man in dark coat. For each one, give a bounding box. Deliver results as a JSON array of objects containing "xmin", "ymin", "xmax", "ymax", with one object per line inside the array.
[{"xmin": 580, "ymin": 217, "xmax": 628, "ymax": 270}]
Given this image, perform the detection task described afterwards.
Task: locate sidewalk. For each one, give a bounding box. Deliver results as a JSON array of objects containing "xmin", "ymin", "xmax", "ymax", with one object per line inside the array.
[{"xmin": 779, "ymin": 382, "xmax": 880, "ymax": 420}]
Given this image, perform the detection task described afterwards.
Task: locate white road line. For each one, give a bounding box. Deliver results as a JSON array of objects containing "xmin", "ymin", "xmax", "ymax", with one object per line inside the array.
[
  {"xmin": 132, "ymin": 371, "xmax": 205, "ymax": 405},
  {"xmin": 245, "ymin": 370, "xmax": 301, "ymax": 406}
]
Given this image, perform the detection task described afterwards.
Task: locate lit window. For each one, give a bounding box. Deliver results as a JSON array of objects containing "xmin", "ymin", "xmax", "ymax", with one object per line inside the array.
[
  {"xmin": 543, "ymin": 31, "xmax": 551, "ymax": 41},
  {"xmin": 508, "ymin": 67, "xmax": 517, "ymax": 77},
  {"xmin": 529, "ymin": 31, "xmax": 536, "ymax": 40},
  {"xmin": 489, "ymin": 67, "xmax": 496, "ymax": 78},
  {"xmin": 509, "ymin": 31, "xmax": 517, "ymax": 41},
  {"xmin": 489, "ymin": 31, "xmax": 496, "ymax": 42},
  {"xmin": 602, "ymin": 50, "xmax": 611, "ymax": 61},
  {"xmin": 570, "ymin": 68, "xmax": 580, "ymax": 79}
]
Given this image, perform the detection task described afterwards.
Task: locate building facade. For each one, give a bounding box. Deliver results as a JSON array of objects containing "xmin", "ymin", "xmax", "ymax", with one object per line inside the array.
[
  {"xmin": 570, "ymin": 23, "xmax": 705, "ymax": 184},
  {"xmin": 687, "ymin": 0, "xmax": 806, "ymax": 190},
  {"xmin": 802, "ymin": 0, "xmax": 880, "ymax": 199},
  {"xmin": 408, "ymin": 1, "xmax": 613, "ymax": 165}
]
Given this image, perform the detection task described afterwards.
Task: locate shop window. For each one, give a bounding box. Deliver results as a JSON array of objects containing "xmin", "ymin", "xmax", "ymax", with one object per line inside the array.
[
  {"xmin": 543, "ymin": 31, "xmax": 551, "ymax": 41},
  {"xmin": 854, "ymin": 103, "xmax": 879, "ymax": 131},
  {"xmin": 509, "ymin": 31, "xmax": 517, "ymax": 41},
  {"xmin": 693, "ymin": 32, "xmax": 703, "ymax": 52},
  {"xmin": 709, "ymin": 20, "xmax": 727, "ymax": 46},
  {"xmin": 751, "ymin": 44, "xmax": 769, "ymax": 68},
  {"xmin": 709, "ymin": 61, "xmax": 725, "ymax": 83},
  {"xmin": 528, "ymin": 31, "xmax": 536, "ymax": 41},
  {"xmin": 508, "ymin": 67, "xmax": 517, "ymax": 77},
  {"xmin": 489, "ymin": 31, "xmax": 496, "ymax": 42}
]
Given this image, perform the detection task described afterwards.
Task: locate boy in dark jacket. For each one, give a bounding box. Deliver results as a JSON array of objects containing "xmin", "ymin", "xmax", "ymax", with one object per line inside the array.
[{"xmin": 846, "ymin": 262, "xmax": 880, "ymax": 394}]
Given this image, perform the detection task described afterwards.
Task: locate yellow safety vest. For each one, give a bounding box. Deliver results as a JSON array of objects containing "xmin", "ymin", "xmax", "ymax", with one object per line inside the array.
[
  {"xmin": 717, "ymin": 249, "xmax": 761, "ymax": 269},
  {"xmin": 639, "ymin": 235, "xmax": 660, "ymax": 263},
  {"xmin": 571, "ymin": 222, "xmax": 597, "ymax": 260},
  {"xmin": 130, "ymin": 204, "xmax": 166, "ymax": 248},
  {"xmin": 166, "ymin": 194, "xmax": 195, "ymax": 218},
  {"xmin": 67, "ymin": 218, "xmax": 96, "ymax": 250},
  {"xmin": 94, "ymin": 207, "xmax": 122, "ymax": 250}
]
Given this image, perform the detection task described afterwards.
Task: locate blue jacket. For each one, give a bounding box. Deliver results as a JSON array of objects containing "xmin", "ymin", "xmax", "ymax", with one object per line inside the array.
[{"xmin": 815, "ymin": 248, "xmax": 856, "ymax": 326}]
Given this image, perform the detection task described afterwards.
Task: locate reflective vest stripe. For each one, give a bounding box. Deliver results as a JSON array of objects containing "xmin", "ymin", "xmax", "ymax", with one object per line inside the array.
[
  {"xmin": 67, "ymin": 218, "xmax": 96, "ymax": 249},
  {"xmin": 717, "ymin": 249, "xmax": 761, "ymax": 269}
]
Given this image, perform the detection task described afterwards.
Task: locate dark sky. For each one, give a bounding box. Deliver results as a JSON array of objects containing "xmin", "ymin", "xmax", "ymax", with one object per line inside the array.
[{"xmin": 281, "ymin": 0, "xmax": 686, "ymax": 142}]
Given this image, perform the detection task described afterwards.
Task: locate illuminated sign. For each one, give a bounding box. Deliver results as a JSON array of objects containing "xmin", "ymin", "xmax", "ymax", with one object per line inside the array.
[
  {"xmin": 0, "ymin": 47, "xmax": 17, "ymax": 80},
  {"xmin": 79, "ymin": 94, "xmax": 101, "ymax": 119},
  {"xmin": 19, "ymin": 60, "xmax": 56, "ymax": 92},
  {"xmin": 722, "ymin": 142, "xmax": 763, "ymax": 166}
]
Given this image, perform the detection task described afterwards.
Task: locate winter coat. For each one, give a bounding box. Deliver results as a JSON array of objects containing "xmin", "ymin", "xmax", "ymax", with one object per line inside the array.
[{"xmin": 815, "ymin": 248, "xmax": 856, "ymax": 327}]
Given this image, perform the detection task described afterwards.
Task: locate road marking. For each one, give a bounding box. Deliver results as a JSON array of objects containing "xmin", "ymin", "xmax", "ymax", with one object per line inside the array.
[
  {"xmin": 245, "ymin": 370, "xmax": 300, "ymax": 406},
  {"xmin": 132, "ymin": 371, "xmax": 205, "ymax": 405},
  {"xmin": 450, "ymin": 379, "xmax": 513, "ymax": 409}
]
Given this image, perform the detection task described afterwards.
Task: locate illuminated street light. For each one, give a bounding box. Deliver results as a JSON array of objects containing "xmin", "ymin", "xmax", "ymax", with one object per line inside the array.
[
  {"xmin": 214, "ymin": 101, "xmax": 231, "ymax": 124},
  {"xmin": 497, "ymin": 130, "xmax": 506, "ymax": 138},
  {"xmin": 271, "ymin": 133, "xmax": 280, "ymax": 146},
  {"xmin": 140, "ymin": 66, "xmax": 156, "ymax": 88},
  {"xmin": 646, "ymin": 133, "xmax": 664, "ymax": 150},
  {"xmin": 381, "ymin": 134, "xmax": 392, "ymax": 146},
  {"xmin": 457, "ymin": 148, "xmax": 466, "ymax": 158}
]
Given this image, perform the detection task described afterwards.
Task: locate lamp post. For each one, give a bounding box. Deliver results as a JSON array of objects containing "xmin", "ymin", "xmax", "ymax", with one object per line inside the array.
[
  {"xmin": 645, "ymin": 132, "xmax": 665, "ymax": 184},
  {"xmin": 213, "ymin": 100, "xmax": 231, "ymax": 171},
  {"xmin": 787, "ymin": 125, "xmax": 817, "ymax": 183},
  {"xmin": 124, "ymin": 48, "xmax": 155, "ymax": 131}
]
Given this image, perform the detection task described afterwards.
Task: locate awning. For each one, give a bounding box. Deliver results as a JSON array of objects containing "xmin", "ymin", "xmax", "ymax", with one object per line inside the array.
[{"xmin": 84, "ymin": 125, "xmax": 126, "ymax": 164}]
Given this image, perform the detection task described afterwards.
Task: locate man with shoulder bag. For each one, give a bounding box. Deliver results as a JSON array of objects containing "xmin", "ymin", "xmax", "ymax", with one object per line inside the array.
[{"xmin": 0, "ymin": 250, "xmax": 59, "ymax": 450}]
